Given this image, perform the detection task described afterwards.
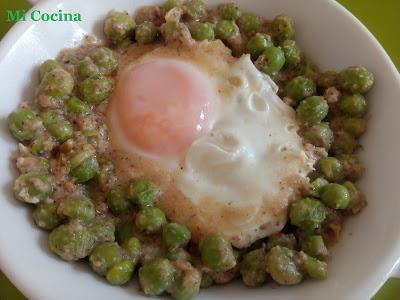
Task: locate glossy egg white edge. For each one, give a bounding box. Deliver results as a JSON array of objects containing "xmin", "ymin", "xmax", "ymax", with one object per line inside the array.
[{"xmin": 0, "ymin": 1, "xmax": 399, "ymax": 300}]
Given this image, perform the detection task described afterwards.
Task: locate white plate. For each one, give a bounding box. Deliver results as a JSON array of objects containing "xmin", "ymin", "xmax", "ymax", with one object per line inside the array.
[{"xmin": 0, "ymin": 0, "xmax": 400, "ymax": 299}]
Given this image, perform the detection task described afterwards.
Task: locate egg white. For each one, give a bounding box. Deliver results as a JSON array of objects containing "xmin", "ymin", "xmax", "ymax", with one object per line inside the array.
[{"xmin": 108, "ymin": 40, "xmax": 316, "ymax": 248}]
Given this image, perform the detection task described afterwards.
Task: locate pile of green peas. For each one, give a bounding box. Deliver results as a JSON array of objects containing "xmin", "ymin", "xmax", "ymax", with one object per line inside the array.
[{"xmin": 7, "ymin": 0, "xmax": 373, "ymax": 298}]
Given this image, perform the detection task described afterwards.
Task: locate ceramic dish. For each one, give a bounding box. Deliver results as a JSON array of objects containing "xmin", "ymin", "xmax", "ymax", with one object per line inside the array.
[{"xmin": 0, "ymin": 0, "xmax": 399, "ymax": 299}]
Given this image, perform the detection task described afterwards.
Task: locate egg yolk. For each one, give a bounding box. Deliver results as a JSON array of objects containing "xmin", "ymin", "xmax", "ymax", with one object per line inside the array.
[{"xmin": 114, "ymin": 59, "xmax": 213, "ymax": 157}]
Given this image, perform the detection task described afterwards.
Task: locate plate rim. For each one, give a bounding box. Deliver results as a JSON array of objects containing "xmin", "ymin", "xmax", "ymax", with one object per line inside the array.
[{"xmin": 0, "ymin": 0, "xmax": 399, "ymax": 299}]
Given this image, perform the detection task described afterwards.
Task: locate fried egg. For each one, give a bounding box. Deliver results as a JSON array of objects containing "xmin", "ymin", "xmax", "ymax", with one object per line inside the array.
[{"xmin": 108, "ymin": 40, "xmax": 315, "ymax": 248}]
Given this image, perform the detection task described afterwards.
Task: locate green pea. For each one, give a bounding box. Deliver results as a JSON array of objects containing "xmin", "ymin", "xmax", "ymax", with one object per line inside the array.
[
  {"xmin": 107, "ymin": 186, "xmax": 131, "ymax": 214},
  {"xmin": 304, "ymin": 257, "xmax": 328, "ymax": 280},
  {"xmin": 190, "ymin": 22, "xmax": 215, "ymax": 41},
  {"xmin": 91, "ymin": 48, "xmax": 119, "ymax": 73},
  {"xmin": 47, "ymin": 121, "xmax": 73, "ymax": 142},
  {"xmin": 271, "ymin": 14, "xmax": 295, "ymax": 43},
  {"xmin": 89, "ymin": 217, "xmax": 116, "ymax": 244},
  {"xmin": 221, "ymin": 3, "xmax": 241, "ymax": 20},
  {"xmin": 340, "ymin": 94, "xmax": 368, "ymax": 117},
  {"xmin": 66, "ymin": 97, "xmax": 89, "ymax": 114},
  {"xmin": 84, "ymin": 128, "xmax": 101, "ymax": 143},
  {"xmin": 289, "ymin": 197, "xmax": 326, "ymax": 232},
  {"xmin": 18, "ymin": 155, "xmax": 49, "ymax": 174},
  {"xmin": 128, "ymin": 179, "xmax": 157, "ymax": 208},
  {"xmin": 164, "ymin": 0, "xmax": 182, "ymax": 11},
  {"xmin": 116, "ymin": 219, "xmax": 135, "ymax": 244},
  {"xmin": 200, "ymin": 233, "xmax": 236, "ymax": 272},
  {"xmin": 122, "ymin": 237, "xmax": 142, "ymax": 264},
  {"xmin": 170, "ymin": 262, "xmax": 201, "ymax": 300},
  {"xmin": 343, "ymin": 181, "xmax": 361, "ymax": 209},
  {"xmin": 215, "ymin": 20, "xmax": 238, "ymax": 41},
  {"xmin": 317, "ymin": 71, "xmax": 337, "ymax": 89},
  {"xmin": 39, "ymin": 59, "xmax": 62, "ymax": 81},
  {"xmin": 89, "ymin": 242, "xmax": 124, "ymax": 276},
  {"xmin": 85, "ymin": 129, "xmax": 100, "ymax": 142},
  {"xmin": 283, "ymin": 76, "xmax": 316, "ymax": 102},
  {"xmin": 18, "ymin": 153, "xmax": 49, "ymax": 174},
  {"xmin": 104, "ymin": 11, "xmax": 135, "ymax": 44},
  {"xmin": 33, "ymin": 202, "xmax": 62, "ymax": 231},
  {"xmin": 14, "ymin": 172, "xmax": 52, "ymax": 204},
  {"xmin": 86, "ymin": 130, "xmax": 100, "ymax": 140},
  {"xmin": 69, "ymin": 151, "xmax": 99, "ymax": 183},
  {"xmin": 318, "ymin": 157, "xmax": 344, "ymax": 183},
  {"xmin": 139, "ymin": 258, "xmax": 176, "ymax": 296},
  {"xmin": 58, "ymin": 195, "xmax": 95, "ymax": 223},
  {"xmin": 311, "ymin": 177, "xmax": 328, "ymax": 194},
  {"xmin": 96, "ymin": 165, "xmax": 117, "ymax": 188},
  {"xmin": 266, "ymin": 233, "xmax": 297, "ymax": 251},
  {"xmin": 246, "ymin": 33, "xmax": 272, "ymax": 60},
  {"xmin": 297, "ymin": 96, "xmax": 329, "ymax": 124},
  {"xmin": 8, "ymin": 108, "xmax": 39, "ymax": 141},
  {"xmin": 167, "ymin": 248, "xmax": 191, "ymax": 262},
  {"xmin": 64, "ymin": 52, "xmax": 85, "ymax": 66},
  {"xmin": 302, "ymin": 235, "xmax": 328, "ymax": 259},
  {"xmin": 258, "ymin": 46, "xmax": 285, "ymax": 76},
  {"xmin": 303, "ymin": 122, "xmax": 334, "ymax": 150},
  {"xmin": 266, "ymin": 246, "xmax": 303, "ymax": 285},
  {"xmin": 338, "ymin": 154, "xmax": 364, "ymax": 181},
  {"xmin": 237, "ymin": 14, "xmax": 261, "ymax": 35},
  {"xmin": 343, "ymin": 118, "xmax": 367, "ymax": 138},
  {"xmin": 240, "ymin": 249, "xmax": 267, "ymax": 287},
  {"xmin": 86, "ymin": 130, "xmax": 101, "ymax": 148},
  {"xmin": 106, "ymin": 259, "xmax": 135, "ymax": 285},
  {"xmin": 40, "ymin": 68, "xmax": 74, "ymax": 98},
  {"xmin": 87, "ymin": 133, "xmax": 103, "ymax": 148},
  {"xmin": 39, "ymin": 109, "xmax": 61, "ymax": 126},
  {"xmin": 79, "ymin": 123, "xmax": 97, "ymax": 139},
  {"xmin": 162, "ymin": 21, "xmax": 180, "ymax": 40},
  {"xmin": 200, "ymin": 272, "xmax": 214, "ymax": 288},
  {"xmin": 185, "ymin": 0, "xmax": 207, "ymax": 20},
  {"xmin": 332, "ymin": 131, "xmax": 358, "ymax": 155},
  {"xmin": 49, "ymin": 220, "xmax": 94, "ymax": 261},
  {"xmin": 320, "ymin": 183, "xmax": 350, "ymax": 209},
  {"xmin": 85, "ymin": 129, "xmax": 100, "ymax": 139},
  {"xmin": 76, "ymin": 57, "xmax": 99, "ymax": 80},
  {"xmin": 338, "ymin": 66, "xmax": 374, "ymax": 94},
  {"xmin": 30, "ymin": 136, "xmax": 47, "ymax": 155},
  {"xmin": 69, "ymin": 150, "xmax": 92, "ymax": 169},
  {"xmin": 80, "ymin": 74, "xmax": 113, "ymax": 104},
  {"xmin": 162, "ymin": 223, "xmax": 191, "ymax": 251},
  {"xmin": 281, "ymin": 40, "xmax": 302, "ymax": 68},
  {"xmin": 135, "ymin": 207, "xmax": 167, "ymax": 233},
  {"xmin": 135, "ymin": 21, "xmax": 158, "ymax": 44}
]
